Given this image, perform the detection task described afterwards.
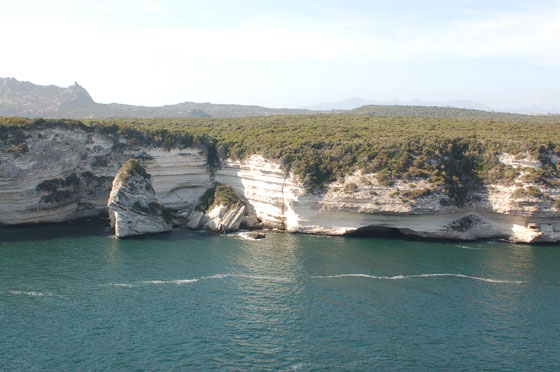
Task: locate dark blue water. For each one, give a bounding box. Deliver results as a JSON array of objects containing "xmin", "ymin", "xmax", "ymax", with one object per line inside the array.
[{"xmin": 1, "ymin": 220, "xmax": 559, "ymax": 371}]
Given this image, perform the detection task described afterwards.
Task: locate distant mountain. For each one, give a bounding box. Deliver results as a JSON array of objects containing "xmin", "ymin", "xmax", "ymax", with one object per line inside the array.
[
  {"xmin": 502, "ymin": 106, "xmax": 560, "ymax": 115},
  {"xmin": 3, "ymin": 78, "xmax": 557, "ymax": 120},
  {"xmin": 349, "ymin": 104, "xmax": 515, "ymax": 119},
  {"xmin": 303, "ymin": 97, "xmax": 375, "ymax": 111},
  {"xmin": 306, "ymin": 97, "xmax": 560, "ymax": 116},
  {"xmin": 302, "ymin": 96, "xmax": 495, "ymax": 112},
  {"xmin": 0, "ymin": 78, "xmax": 314, "ymax": 119}
]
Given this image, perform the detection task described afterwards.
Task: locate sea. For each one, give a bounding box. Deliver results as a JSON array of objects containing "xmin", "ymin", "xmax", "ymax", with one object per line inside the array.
[{"xmin": 1, "ymin": 219, "xmax": 559, "ymax": 371}]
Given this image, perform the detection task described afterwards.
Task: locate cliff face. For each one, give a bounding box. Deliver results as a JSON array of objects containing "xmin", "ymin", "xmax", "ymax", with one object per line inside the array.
[
  {"xmin": 0, "ymin": 127, "xmax": 210, "ymax": 225},
  {"xmin": 216, "ymin": 155, "xmax": 560, "ymax": 242},
  {"xmin": 0, "ymin": 127, "xmax": 123, "ymax": 224},
  {"xmin": 2, "ymin": 127, "xmax": 560, "ymax": 243}
]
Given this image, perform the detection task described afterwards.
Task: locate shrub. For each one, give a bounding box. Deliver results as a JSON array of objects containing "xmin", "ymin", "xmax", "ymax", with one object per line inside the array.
[
  {"xmin": 197, "ymin": 183, "xmax": 243, "ymax": 211},
  {"xmin": 116, "ymin": 159, "xmax": 150, "ymax": 184},
  {"xmin": 4, "ymin": 143, "xmax": 28, "ymax": 154},
  {"xmin": 344, "ymin": 183, "xmax": 358, "ymax": 194},
  {"xmin": 511, "ymin": 186, "xmax": 544, "ymax": 199},
  {"xmin": 399, "ymin": 188, "xmax": 432, "ymax": 200}
]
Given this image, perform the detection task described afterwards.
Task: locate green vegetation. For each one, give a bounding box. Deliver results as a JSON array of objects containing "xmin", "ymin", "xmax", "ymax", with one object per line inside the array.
[
  {"xmin": 398, "ymin": 188, "xmax": 433, "ymax": 200},
  {"xmin": 35, "ymin": 173, "xmax": 81, "ymax": 203},
  {"xmin": 449, "ymin": 216, "xmax": 479, "ymax": 232},
  {"xmin": 349, "ymin": 105, "xmax": 538, "ymax": 119},
  {"xmin": 198, "ymin": 184, "xmax": 243, "ymax": 211},
  {"xmin": 36, "ymin": 174, "xmax": 81, "ymax": 193},
  {"xmin": 484, "ymin": 164, "xmax": 520, "ymax": 185},
  {"xmin": 344, "ymin": 183, "xmax": 358, "ymax": 194},
  {"xmin": 116, "ymin": 159, "xmax": 150, "ymax": 184},
  {"xmin": 4, "ymin": 143, "xmax": 28, "ymax": 154},
  {"xmin": 511, "ymin": 186, "xmax": 544, "ymax": 199},
  {"xmin": 2, "ymin": 113, "xmax": 559, "ymax": 205}
]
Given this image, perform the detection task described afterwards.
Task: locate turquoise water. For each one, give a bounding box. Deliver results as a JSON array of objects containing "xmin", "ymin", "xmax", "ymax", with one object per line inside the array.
[{"xmin": 1, "ymin": 221, "xmax": 559, "ymax": 371}]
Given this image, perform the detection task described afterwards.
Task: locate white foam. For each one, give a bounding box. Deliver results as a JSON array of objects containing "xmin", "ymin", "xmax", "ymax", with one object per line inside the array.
[
  {"xmin": 9, "ymin": 290, "xmax": 50, "ymax": 297},
  {"xmin": 105, "ymin": 273, "xmax": 289, "ymax": 288},
  {"xmin": 233, "ymin": 231, "xmax": 269, "ymax": 241},
  {"xmin": 236, "ymin": 274, "xmax": 289, "ymax": 281},
  {"xmin": 455, "ymin": 245, "xmax": 482, "ymax": 250},
  {"xmin": 313, "ymin": 273, "xmax": 525, "ymax": 284},
  {"xmin": 141, "ymin": 279, "xmax": 199, "ymax": 285},
  {"xmin": 290, "ymin": 363, "xmax": 305, "ymax": 371},
  {"xmin": 202, "ymin": 273, "xmax": 233, "ymax": 279},
  {"xmin": 235, "ymin": 232, "xmax": 258, "ymax": 241},
  {"xmin": 204, "ymin": 273, "xmax": 288, "ymax": 281}
]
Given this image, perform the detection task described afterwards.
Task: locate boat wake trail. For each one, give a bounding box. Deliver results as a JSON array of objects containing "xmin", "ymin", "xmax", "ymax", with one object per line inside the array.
[
  {"xmin": 105, "ymin": 272, "xmax": 524, "ymax": 288},
  {"xmin": 455, "ymin": 245, "xmax": 482, "ymax": 250},
  {"xmin": 312, "ymin": 273, "xmax": 525, "ymax": 284},
  {"xmin": 6, "ymin": 290, "xmax": 52, "ymax": 297},
  {"xmin": 105, "ymin": 273, "xmax": 289, "ymax": 288}
]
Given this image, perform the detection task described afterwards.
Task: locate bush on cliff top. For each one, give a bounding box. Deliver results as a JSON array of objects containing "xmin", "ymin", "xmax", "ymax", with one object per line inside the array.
[
  {"xmin": 116, "ymin": 159, "xmax": 150, "ymax": 184},
  {"xmin": 197, "ymin": 184, "xmax": 243, "ymax": 212}
]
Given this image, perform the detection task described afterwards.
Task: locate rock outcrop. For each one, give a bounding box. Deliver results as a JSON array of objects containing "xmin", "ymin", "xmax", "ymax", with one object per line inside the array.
[
  {"xmin": 202, "ymin": 203, "xmax": 246, "ymax": 232},
  {"xmin": 182, "ymin": 184, "xmax": 249, "ymax": 233},
  {"xmin": 107, "ymin": 159, "xmax": 171, "ymax": 238}
]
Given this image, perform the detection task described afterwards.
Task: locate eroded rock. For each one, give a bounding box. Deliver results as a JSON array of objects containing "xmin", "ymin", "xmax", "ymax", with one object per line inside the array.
[
  {"xmin": 203, "ymin": 203, "xmax": 246, "ymax": 232},
  {"xmin": 107, "ymin": 159, "xmax": 171, "ymax": 238}
]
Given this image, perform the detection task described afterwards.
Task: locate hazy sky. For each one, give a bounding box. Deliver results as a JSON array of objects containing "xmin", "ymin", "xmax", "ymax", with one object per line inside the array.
[{"xmin": 1, "ymin": 0, "xmax": 559, "ymax": 110}]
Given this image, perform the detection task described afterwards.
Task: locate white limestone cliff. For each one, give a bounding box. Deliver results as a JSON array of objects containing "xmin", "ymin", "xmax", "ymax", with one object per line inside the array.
[
  {"xmin": 0, "ymin": 128, "xmax": 124, "ymax": 224},
  {"xmin": 107, "ymin": 159, "xmax": 171, "ymax": 238},
  {"xmin": 216, "ymin": 155, "xmax": 560, "ymax": 243},
  {"xmin": 144, "ymin": 148, "xmax": 212, "ymax": 208},
  {"xmin": 0, "ymin": 127, "xmax": 210, "ymax": 225},
  {"xmin": 2, "ymin": 127, "xmax": 559, "ymax": 243},
  {"xmin": 202, "ymin": 203, "xmax": 246, "ymax": 232}
]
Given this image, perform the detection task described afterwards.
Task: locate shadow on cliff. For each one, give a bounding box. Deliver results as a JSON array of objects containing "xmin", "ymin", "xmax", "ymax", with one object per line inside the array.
[
  {"xmin": 0, "ymin": 217, "xmax": 113, "ymax": 242},
  {"xmin": 345, "ymin": 226, "xmax": 481, "ymax": 244}
]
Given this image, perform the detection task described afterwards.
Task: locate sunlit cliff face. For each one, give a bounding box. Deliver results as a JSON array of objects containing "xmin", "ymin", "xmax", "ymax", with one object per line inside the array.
[{"xmin": 1, "ymin": 128, "xmax": 560, "ymax": 243}]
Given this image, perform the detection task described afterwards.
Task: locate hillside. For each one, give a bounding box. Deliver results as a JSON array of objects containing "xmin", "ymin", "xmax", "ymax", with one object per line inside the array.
[
  {"xmin": 303, "ymin": 97, "xmax": 495, "ymax": 112},
  {"xmin": 349, "ymin": 104, "xmax": 545, "ymax": 120},
  {"xmin": 0, "ymin": 78, "xmax": 314, "ymax": 119}
]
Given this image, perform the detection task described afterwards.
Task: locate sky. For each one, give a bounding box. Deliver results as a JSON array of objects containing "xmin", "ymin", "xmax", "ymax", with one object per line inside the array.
[{"xmin": 1, "ymin": 0, "xmax": 559, "ymax": 111}]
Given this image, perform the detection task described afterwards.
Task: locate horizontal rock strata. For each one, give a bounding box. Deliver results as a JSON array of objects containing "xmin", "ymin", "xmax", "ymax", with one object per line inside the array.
[
  {"xmin": 108, "ymin": 159, "xmax": 171, "ymax": 238},
  {"xmin": 2, "ymin": 128, "xmax": 559, "ymax": 243}
]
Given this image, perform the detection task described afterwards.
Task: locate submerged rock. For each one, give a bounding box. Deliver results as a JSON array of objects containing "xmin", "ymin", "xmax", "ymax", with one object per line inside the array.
[
  {"xmin": 107, "ymin": 159, "xmax": 171, "ymax": 238},
  {"xmin": 247, "ymin": 232, "xmax": 266, "ymax": 240}
]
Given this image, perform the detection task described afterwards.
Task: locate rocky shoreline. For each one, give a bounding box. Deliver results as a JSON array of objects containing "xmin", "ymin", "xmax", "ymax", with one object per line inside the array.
[{"xmin": 2, "ymin": 126, "xmax": 560, "ymax": 243}]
